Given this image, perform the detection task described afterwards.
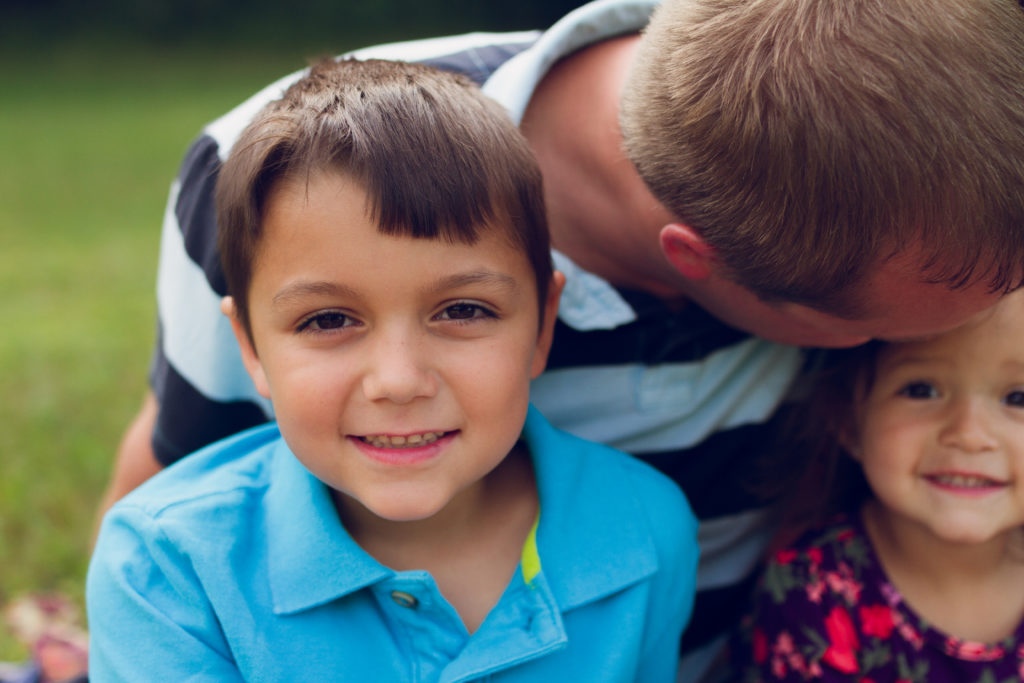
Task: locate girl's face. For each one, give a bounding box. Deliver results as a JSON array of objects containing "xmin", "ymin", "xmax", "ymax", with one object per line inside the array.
[{"xmin": 853, "ymin": 290, "xmax": 1024, "ymax": 547}]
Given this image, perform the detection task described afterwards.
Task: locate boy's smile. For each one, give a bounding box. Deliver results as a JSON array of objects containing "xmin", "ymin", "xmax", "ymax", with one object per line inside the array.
[
  {"xmin": 349, "ymin": 431, "xmax": 458, "ymax": 466},
  {"xmin": 226, "ymin": 170, "xmax": 561, "ymax": 525},
  {"xmin": 356, "ymin": 431, "xmax": 450, "ymax": 449}
]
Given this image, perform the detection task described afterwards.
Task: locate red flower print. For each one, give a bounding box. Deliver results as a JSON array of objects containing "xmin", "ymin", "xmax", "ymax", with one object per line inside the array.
[
  {"xmin": 858, "ymin": 605, "xmax": 894, "ymax": 639},
  {"xmin": 948, "ymin": 640, "xmax": 1004, "ymax": 662},
  {"xmin": 837, "ymin": 529, "xmax": 855, "ymax": 542},
  {"xmin": 775, "ymin": 632, "xmax": 795, "ymax": 655},
  {"xmin": 771, "ymin": 656, "xmax": 787, "ymax": 678},
  {"xmin": 787, "ymin": 651, "xmax": 809, "ymax": 677},
  {"xmin": 898, "ymin": 622, "xmax": 924, "ymax": 650},
  {"xmin": 753, "ymin": 629, "xmax": 769, "ymax": 664},
  {"xmin": 822, "ymin": 606, "xmax": 860, "ymax": 673},
  {"xmin": 806, "ymin": 547, "xmax": 823, "ymax": 565},
  {"xmin": 825, "ymin": 570, "xmax": 863, "ymax": 605},
  {"xmin": 806, "ymin": 579, "xmax": 825, "ymax": 604},
  {"xmin": 776, "ymin": 549, "xmax": 798, "ymax": 565}
]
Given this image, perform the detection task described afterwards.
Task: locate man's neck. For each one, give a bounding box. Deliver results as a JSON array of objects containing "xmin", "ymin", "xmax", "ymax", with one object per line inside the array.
[{"xmin": 521, "ymin": 34, "xmax": 688, "ymax": 302}]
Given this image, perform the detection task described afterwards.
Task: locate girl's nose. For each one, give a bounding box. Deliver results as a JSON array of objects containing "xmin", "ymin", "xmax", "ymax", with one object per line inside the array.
[{"xmin": 939, "ymin": 398, "xmax": 999, "ymax": 453}]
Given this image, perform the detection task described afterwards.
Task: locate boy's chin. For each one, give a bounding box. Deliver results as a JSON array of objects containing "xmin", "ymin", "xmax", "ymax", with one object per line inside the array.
[{"xmin": 336, "ymin": 488, "xmax": 455, "ymax": 525}]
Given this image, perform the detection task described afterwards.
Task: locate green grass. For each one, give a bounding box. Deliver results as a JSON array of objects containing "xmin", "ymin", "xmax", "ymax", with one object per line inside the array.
[{"xmin": 0, "ymin": 42, "xmax": 335, "ymax": 661}]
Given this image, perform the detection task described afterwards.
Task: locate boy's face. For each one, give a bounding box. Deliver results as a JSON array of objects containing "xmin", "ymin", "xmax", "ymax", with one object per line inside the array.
[
  {"xmin": 854, "ymin": 291, "xmax": 1024, "ymax": 547},
  {"xmin": 227, "ymin": 171, "xmax": 561, "ymax": 523}
]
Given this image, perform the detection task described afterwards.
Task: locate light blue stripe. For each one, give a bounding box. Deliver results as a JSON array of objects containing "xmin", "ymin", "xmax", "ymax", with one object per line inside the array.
[
  {"xmin": 155, "ymin": 180, "xmax": 273, "ymax": 411},
  {"xmin": 530, "ymin": 339, "xmax": 803, "ymax": 453}
]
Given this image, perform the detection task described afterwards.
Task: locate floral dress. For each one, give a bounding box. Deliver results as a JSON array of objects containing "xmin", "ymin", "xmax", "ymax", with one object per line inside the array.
[{"xmin": 732, "ymin": 513, "xmax": 1024, "ymax": 682}]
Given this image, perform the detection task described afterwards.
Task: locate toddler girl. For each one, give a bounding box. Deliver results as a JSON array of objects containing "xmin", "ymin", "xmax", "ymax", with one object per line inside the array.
[{"xmin": 734, "ymin": 291, "xmax": 1024, "ymax": 681}]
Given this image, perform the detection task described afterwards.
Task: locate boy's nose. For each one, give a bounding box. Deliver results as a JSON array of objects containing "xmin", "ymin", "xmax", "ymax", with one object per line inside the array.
[
  {"xmin": 360, "ymin": 334, "xmax": 437, "ymax": 404},
  {"xmin": 939, "ymin": 398, "xmax": 999, "ymax": 453}
]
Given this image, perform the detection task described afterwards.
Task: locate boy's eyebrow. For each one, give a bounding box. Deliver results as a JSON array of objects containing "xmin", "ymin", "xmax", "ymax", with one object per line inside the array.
[
  {"xmin": 431, "ymin": 270, "xmax": 520, "ymax": 293},
  {"xmin": 272, "ymin": 281, "xmax": 359, "ymax": 306},
  {"xmin": 270, "ymin": 270, "xmax": 520, "ymax": 307}
]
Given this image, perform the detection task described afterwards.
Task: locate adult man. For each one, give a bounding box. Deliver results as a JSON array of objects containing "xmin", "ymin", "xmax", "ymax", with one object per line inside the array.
[{"xmin": 102, "ymin": 0, "xmax": 1024, "ymax": 678}]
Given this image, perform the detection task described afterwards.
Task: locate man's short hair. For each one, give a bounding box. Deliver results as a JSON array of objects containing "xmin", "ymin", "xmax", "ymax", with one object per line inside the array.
[
  {"xmin": 217, "ymin": 58, "xmax": 552, "ymax": 336},
  {"xmin": 621, "ymin": 0, "xmax": 1024, "ymax": 313}
]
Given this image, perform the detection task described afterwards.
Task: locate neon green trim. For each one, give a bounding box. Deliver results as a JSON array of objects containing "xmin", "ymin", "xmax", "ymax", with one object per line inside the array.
[{"xmin": 521, "ymin": 514, "xmax": 541, "ymax": 585}]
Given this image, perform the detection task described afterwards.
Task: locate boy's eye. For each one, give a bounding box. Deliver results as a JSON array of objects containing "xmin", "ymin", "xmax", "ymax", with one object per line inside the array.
[
  {"xmin": 898, "ymin": 381, "xmax": 938, "ymax": 400},
  {"xmin": 1005, "ymin": 390, "xmax": 1024, "ymax": 408},
  {"xmin": 298, "ymin": 311, "xmax": 354, "ymax": 332},
  {"xmin": 436, "ymin": 303, "xmax": 494, "ymax": 321}
]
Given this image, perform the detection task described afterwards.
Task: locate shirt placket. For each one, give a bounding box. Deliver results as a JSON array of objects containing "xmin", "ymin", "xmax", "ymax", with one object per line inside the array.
[{"xmin": 374, "ymin": 573, "xmax": 469, "ymax": 682}]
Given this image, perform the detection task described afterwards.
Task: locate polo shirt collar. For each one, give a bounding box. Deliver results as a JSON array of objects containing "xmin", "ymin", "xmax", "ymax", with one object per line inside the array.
[
  {"xmin": 549, "ymin": 250, "xmax": 637, "ymax": 331},
  {"xmin": 481, "ymin": 0, "xmax": 658, "ymax": 333},
  {"xmin": 482, "ymin": 0, "xmax": 660, "ymax": 125},
  {"xmin": 265, "ymin": 439, "xmax": 392, "ymax": 615},
  {"xmin": 523, "ymin": 406, "xmax": 659, "ymax": 611},
  {"xmin": 265, "ymin": 406, "xmax": 660, "ymax": 616}
]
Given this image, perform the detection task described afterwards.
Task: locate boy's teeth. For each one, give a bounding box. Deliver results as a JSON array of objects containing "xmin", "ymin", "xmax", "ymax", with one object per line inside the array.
[{"xmin": 363, "ymin": 432, "xmax": 445, "ymax": 448}]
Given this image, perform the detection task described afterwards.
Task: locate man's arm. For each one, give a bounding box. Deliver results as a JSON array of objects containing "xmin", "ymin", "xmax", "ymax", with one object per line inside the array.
[{"xmin": 94, "ymin": 391, "xmax": 163, "ymax": 537}]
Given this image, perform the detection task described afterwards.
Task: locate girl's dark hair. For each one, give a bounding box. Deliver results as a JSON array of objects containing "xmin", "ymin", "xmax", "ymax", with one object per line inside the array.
[{"xmin": 754, "ymin": 344, "xmax": 884, "ymax": 548}]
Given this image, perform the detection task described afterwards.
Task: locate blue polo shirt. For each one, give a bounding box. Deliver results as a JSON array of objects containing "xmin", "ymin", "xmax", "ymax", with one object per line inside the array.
[{"xmin": 88, "ymin": 407, "xmax": 698, "ymax": 682}]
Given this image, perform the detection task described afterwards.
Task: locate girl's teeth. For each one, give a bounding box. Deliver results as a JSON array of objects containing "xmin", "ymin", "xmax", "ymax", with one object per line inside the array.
[
  {"xmin": 363, "ymin": 432, "xmax": 445, "ymax": 448},
  {"xmin": 931, "ymin": 473, "xmax": 998, "ymax": 488}
]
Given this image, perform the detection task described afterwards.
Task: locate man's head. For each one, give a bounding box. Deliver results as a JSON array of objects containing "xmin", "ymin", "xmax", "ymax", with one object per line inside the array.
[
  {"xmin": 217, "ymin": 58, "xmax": 553, "ymax": 339},
  {"xmin": 621, "ymin": 0, "xmax": 1024, "ymax": 343}
]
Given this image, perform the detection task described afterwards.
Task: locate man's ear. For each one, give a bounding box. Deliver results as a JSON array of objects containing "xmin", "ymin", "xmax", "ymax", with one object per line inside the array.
[
  {"xmin": 530, "ymin": 271, "xmax": 566, "ymax": 379},
  {"xmin": 660, "ymin": 223, "xmax": 714, "ymax": 280},
  {"xmin": 221, "ymin": 296, "xmax": 272, "ymax": 399}
]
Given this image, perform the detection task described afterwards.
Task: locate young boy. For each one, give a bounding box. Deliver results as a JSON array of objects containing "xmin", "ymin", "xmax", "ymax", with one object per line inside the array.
[
  {"xmin": 87, "ymin": 58, "xmax": 698, "ymax": 681},
  {"xmin": 102, "ymin": 1, "xmax": 1024, "ymax": 678}
]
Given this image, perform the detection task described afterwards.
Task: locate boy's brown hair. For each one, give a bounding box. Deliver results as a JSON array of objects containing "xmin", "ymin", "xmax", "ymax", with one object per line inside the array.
[
  {"xmin": 217, "ymin": 58, "xmax": 552, "ymax": 337},
  {"xmin": 621, "ymin": 0, "xmax": 1024, "ymax": 314}
]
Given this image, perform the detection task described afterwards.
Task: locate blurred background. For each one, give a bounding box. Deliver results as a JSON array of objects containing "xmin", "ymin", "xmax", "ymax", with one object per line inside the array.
[{"xmin": 0, "ymin": 0, "xmax": 590, "ymax": 662}]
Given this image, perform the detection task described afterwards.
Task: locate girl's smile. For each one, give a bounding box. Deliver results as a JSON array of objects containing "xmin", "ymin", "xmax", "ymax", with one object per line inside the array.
[{"xmin": 922, "ymin": 470, "xmax": 1006, "ymax": 496}]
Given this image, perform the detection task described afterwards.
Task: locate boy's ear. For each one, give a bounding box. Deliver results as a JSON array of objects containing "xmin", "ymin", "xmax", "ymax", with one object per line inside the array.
[
  {"xmin": 221, "ymin": 296, "xmax": 272, "ymax": 400},
  {"xmin": 530, "ymin": 271, "xmax": 566, "ymax": 379},
  {"xmin": 660, "ymin": 223, "xmax": 714, "ymax": 280}
]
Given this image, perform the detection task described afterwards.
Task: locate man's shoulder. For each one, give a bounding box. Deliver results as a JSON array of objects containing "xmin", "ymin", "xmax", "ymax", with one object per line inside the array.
[{"xmin": 116, "ymin": 423, "xmax": 281, "ymax": 524}]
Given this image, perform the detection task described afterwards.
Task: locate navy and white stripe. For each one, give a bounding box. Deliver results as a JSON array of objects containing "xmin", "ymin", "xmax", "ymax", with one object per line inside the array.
[{"xmin": 149, "ymin": 1, "xmax": 804, "ymax": 680}]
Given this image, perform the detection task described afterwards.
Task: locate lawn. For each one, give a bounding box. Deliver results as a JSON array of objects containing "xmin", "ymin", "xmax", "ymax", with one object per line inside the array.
[{"xmin": 0, "ymin": 41, "xmax": 334, "ymax": 661}]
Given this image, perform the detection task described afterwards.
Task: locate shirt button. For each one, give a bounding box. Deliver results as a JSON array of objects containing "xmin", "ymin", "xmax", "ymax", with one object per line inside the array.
[{"xmin": 391, "ymin": 591, "xmax": 418, "ymax": 609}]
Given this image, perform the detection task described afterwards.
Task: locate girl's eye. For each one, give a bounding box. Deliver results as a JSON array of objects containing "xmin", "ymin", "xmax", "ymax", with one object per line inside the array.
[
  {"xmin": 898, "ymin": 381, "xmax": 938, "ymax": 400},
  {"xmin": 298, "ymin": 311, "xmax": 354, "ymax": 332},
  {"xmin": 436, "ymin": 303, "xmax": 495, "ymax": 321},
  {"xmin": 1005, "ymin": 390, "xmax": 1024, "ymax": 408}
]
